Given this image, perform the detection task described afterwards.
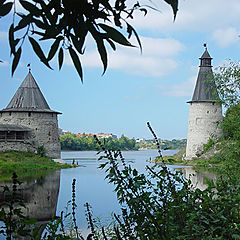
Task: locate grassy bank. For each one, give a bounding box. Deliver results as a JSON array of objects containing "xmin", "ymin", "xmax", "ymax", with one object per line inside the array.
[
  {"xmin": 0, "ymin": 151, "xmax": 70, "ymax": 182},
  {"xmin": 157, "ymin": 140, "xmax": 240, "ymax": 177}
]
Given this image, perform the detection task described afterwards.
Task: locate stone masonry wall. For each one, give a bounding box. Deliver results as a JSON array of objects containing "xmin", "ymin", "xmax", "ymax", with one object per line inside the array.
[
  {"xmin": 185, "ymin": 102, "xmax": 223, "ymax": 160},
  {"xmin": 0, "ymin": 111, "xmax": 61, "ymax": 159}
]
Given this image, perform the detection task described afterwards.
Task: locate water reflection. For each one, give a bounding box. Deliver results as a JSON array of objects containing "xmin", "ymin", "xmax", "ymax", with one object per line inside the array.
[
  {"xmin": 178, "ymin": 166, "xmax": 216, "ymax": 191},
  {"xmin": 0, "ymin": 171, "xmax": 60, "ymax": 239}
]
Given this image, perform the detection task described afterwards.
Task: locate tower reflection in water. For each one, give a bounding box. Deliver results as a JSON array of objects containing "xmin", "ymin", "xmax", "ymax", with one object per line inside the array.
[{"xmin": 0, "ymin": 170, "xmax": 60, "ymax": 239}]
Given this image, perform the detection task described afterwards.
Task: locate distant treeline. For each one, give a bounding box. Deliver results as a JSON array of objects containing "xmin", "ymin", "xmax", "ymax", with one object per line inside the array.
[
  {"xmin": 161, "ymin": 139, "xmax": 187, "ymax": 150},
  {"xmin": 137, "ymin": 139, "xmax": 187, "ymax": 150},
  {"xmin": 60, "ymin": 133, "xmax": 137, "ymax": 151}
]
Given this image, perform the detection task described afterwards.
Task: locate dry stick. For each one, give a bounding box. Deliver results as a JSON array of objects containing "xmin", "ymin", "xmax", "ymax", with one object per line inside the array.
[
  {"xmin": 85, "ymin": 202, "xmax": 98, "ymax": 240},
  {"xmin": 147, "ymin": 122, "xmax": 183, "ymax": 235},
  {"xmin": 101, "ymin": 227, "xmax": 108, "ymax": 240},
  {"xmin": 147, "ymin": 122, "xmax": 163, "ymax": 161},
  {"xmin": 71, "ymin": 179, "xmax": 84, "ymax": 240},
  {"xmin": 60, "ymin": 211, "xmax": 66, "ymax": 237}
]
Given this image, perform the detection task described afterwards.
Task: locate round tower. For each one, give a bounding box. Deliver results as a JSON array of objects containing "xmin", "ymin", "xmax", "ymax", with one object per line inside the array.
[
  {"xmin": 185, "ymin": 45, "xmax": 223, "ymax": 160},
  {"xmin": 0, "ymin": 71, "xmax": 62, "ymax": 159}
]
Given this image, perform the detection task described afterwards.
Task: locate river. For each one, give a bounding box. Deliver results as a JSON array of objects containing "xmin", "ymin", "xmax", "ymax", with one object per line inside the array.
[{"xmin": 0, "ymin": 149, "xmax": 215, "ymax": 238}]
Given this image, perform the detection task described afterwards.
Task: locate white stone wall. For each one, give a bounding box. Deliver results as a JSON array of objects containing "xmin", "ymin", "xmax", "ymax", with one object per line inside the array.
[
  {"xmin": 0, "ymin": 111, "xmax": 61, "ymax": 158},
  {"xmin": 185, "ymin": 102, "xmax": 223, "ymax": 160}
]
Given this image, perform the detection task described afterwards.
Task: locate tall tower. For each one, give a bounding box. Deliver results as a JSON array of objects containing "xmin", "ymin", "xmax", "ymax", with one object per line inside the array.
[
  {"xmin": 185, "ymin": 45, "xmax": 223, "ymax": 160},
  {"xmin": 0, "ymin": 71, "xmax": 62, "ymax": 159}
]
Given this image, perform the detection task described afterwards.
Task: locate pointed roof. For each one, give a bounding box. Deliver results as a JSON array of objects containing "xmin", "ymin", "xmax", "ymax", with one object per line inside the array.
[
  {"xmin": 200, "ymin": 48, "xmax": 212, "ymax": 59},
  {"xmin": 188, "ymin": 45, "xmax": 219, "ymax": 103},
  {"xmin": 1, "ymin": 71, "xmax": 61, "ymax": 114}
]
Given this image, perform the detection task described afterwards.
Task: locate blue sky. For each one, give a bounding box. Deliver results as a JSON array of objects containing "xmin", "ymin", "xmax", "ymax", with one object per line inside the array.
[{"xmin": 0, "ymin": 0, "xmax": 240, "ymax": 139}]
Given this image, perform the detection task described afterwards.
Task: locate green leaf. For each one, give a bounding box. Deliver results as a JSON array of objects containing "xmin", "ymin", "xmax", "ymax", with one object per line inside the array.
[
  {"xmin": 0, "ymin": 0, "xmax": 7, "ymax": 7},
  {"xmin": 69, "ymin": 47, "xmax": 83, "ymax": 82},
  {"xmin": 14, "ymin": 14, "xmax": 32, "ymax": 31},
  {"xmin": 9, "ymin": 23, "xmax": 15, "ymax": 55},
  {"xmin": 106, "ymin": 39, "xmax": 116, "ymax": 51},
  {"xmin": 70, "ymin": 34, "xmax": 84, "ymax": 55},
  {"xmin": 47, "ymin": 37, "xmax": 62, "ymax": 61},
  {"xmin": 33, "ymin": 19, "xmax": 47, "ymax": 29},
  {"xmin": 0, "ymin": 2, "xmax": 13, "ymax": 17},
  {"xmin": 58, "ymin": 47, "xmax": 64, "ymax": 70},
  {"xmin": 126, "ymin": 23, "xmax": 142, "ymax": 52},
  {"xmin": 19, "ymin": 0, "xmax": 41, "ymax": 16},
  {"xmin": 98, "ymin": 23, "xmax": 133, "ymax": 47},
  {"xmin": 95, "ymin": 38, "xmax": 107, "ymax": 75},
  {"xmin": 139, "ymin": 8, "xmax": 147, "ymax": 16},
  {"xmin": 164, "ymin": 0, "xmax": 178, "ymax": 20},
  {"xmin": 12, "ymin": 47, "xmax": 22, "ymax": 76},
  {"xmin": 28, "ymin": 36, "xmax": 52, "ymax": 69}
]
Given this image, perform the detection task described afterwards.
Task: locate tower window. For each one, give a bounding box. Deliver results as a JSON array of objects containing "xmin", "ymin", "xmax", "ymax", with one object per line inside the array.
[
  {"xmin": 207, "ymin": 111, "xmax": 209, "ymax": 114},
  {"xmin": 28, "ymin": 112, "xmax": 31, "ymax": 117},
  {"xmin": 0, "ymin": 131, "xmax": 27, "ymax": 141}
]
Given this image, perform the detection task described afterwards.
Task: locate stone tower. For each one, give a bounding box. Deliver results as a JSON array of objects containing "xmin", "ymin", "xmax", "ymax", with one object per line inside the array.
[
  {"xmin": 0, "ymin": 71, "xmax": 61, "ymax": 159},
  {"xmin": 185, "ymin": 46, "xmax": 223, "ymax": 160}
]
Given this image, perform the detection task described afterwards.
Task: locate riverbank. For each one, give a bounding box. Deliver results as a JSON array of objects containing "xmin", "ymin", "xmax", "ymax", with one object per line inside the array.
[
  {"xmin": 155, "ymin": 140, "xmax": 240, "ymax": 176},
  {"xmin": 0, "ymin": 151, "xmax": 71, "ymax": 182}
]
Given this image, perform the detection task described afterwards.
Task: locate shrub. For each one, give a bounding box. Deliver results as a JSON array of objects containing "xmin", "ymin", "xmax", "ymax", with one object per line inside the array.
[{"xmin": 221, "ymin": 104, "xmax": 240, "ymax": 140}]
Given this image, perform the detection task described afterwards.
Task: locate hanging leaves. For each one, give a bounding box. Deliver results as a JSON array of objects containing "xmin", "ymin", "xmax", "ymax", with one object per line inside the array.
[
  {"xmin": 98, "ymin": 23, "xmax": 133, "ymax": 47},
  {"xmin": 9, "ymin": 24, "xmax": 15, "ymax": 55},
  {"xmin": 58, "ymin": 47, "xmax": 64, "ymax": 70},
  {"xmin": 19, "ymin": 0, "xmax": 41, "ymax": 16},
  {"xmin": 0, "ymin": 2, "xmax": 13, "ymax": 17},
  {"xmin": 6, "ymin": 0, "xmax": 178, "ymax": 80},
  {"xmin": 164, "ymin": 0, "xmax": 178, "ymax": 20},
  {"xmin": 95, "ymin": 37, "xmax": 108, "ymax": 75},
  {"xmin": 12, "ymin": 47, "xmax": 22, "ymax": 76},
  {"xmin": 69, "ymin": 47, "xmax": 83, "ymax": 82},
  {"xmin": 47, "ymin": 37, "xmax": 62, "ymax": 61},
  {"xmin": 28, "ymin": 36, "xmax": 52, "ymax": 69}
]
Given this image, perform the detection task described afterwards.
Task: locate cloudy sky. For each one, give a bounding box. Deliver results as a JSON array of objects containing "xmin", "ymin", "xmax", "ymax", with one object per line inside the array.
[{"xmin": 0, "ymin": 0, "xmax": 240, "ymax": 139}]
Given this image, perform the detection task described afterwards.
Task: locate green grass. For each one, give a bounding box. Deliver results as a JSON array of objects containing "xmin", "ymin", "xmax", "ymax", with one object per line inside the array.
[{"xmin": 0, "ymin": 151, "xmax": 71, "ymax": 181}]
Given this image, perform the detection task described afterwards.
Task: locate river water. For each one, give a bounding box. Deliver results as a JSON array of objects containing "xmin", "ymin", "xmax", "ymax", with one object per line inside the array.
[{"xmin": 0, "ymin": 149, "xmax": 215, "ymax": 238}]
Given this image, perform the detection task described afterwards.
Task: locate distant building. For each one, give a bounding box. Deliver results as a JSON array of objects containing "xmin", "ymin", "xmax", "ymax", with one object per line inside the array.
[
  {"xmin": 136, "ymin": 138, "xmax": 146, "ymax": 143},
  {"xmin": 185, "ymin": 45, "xmax": 223, "ymax": 160},
  {"xmin": 0, "ymin": 71, "xmax": 62, "ymax": 159},
  {"xmin": 58, "ymin": 128, "xmax": 68, "ymax": 135},
  {"xmin": 96, "ymin": 133, "xmax": 118, "ymax": 139},
  {"xmin": 76, "ymin": 132, "xmax": 118, "ymax": 139}
]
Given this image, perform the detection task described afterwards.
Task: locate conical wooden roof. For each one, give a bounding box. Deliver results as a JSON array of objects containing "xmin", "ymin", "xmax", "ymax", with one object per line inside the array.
[
  {"xmin": 1, "ymin": 71, "xmax": 61, "ymax": 114},
  {"xmin": 188, "ymin": 47, "xmax": 219, "ymax": 103}
]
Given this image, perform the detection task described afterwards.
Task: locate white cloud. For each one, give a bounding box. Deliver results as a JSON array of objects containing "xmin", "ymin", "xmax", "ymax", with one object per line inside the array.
[
  {"xmin": 0, "ymin": 61, "xmax": 9, "ymax": 67},
  {"xmin": 128, "ymin": 0, "xmax": 240, "ymax": 33},
  {"xmin": 212, "ymin": 27, "xmax": 239, "ymax": 47},
  {"xmin": 0, "ymin": 32, "xmax": 7, "ymax": 42},
  {"xmin": 64, "ymin": 36, "xmax": 184, "ymax": 77},
  {"xmin": 158, "ymin": 76, "xmax": 196, "ymax": 97}
]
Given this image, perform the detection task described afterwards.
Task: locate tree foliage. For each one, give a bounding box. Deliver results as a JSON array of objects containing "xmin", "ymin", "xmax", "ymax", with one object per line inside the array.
[
  {"xmin": 214, "ymin": 60, "xmax": 240, "ymax": 107},
  {"xmin": 221, "ymin": 104, "xmax": 240, "ymax": 141},
  {"xmin": 0, "ymin": 0, "xmax": 178, "ymax": 81},
  {"xmin": 60, "ymin": 132, "xmax": 137, "ymax": 151}
]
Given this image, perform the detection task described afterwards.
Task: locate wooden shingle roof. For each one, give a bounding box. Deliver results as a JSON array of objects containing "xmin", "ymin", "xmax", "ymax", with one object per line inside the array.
[
  {"xmin": 1, "ymin": 71, "xmax": 61, "ymax": 114},
  {"xmin": 188, "ymin": 47, "xmax": 219, "ymax": 103}
]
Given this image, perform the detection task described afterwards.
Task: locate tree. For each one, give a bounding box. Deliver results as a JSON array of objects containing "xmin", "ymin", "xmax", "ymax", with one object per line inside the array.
[
  {"xmin": 214, "ymin": 60, "xmax": 240, "ymax": 107},
  {"xmin": 0, "ymin": 0, "xmax": 178, "ymax": 81},
  {"xmin": 221, "ymin": 104, "xmax": 240, "ymax": 140}
]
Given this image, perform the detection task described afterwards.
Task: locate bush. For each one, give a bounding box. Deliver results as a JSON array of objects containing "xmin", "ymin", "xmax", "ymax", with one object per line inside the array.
[{"xmin": 221, "ymin": 104, "xmax": 240, "ymax": 140}]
